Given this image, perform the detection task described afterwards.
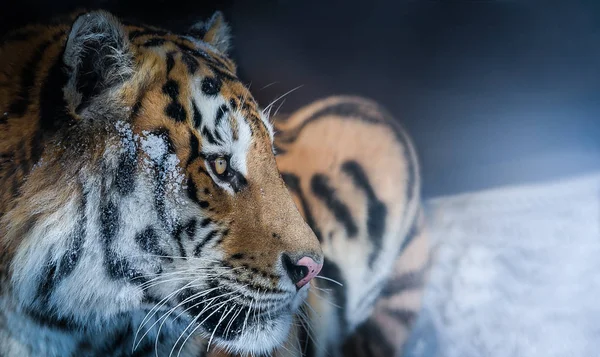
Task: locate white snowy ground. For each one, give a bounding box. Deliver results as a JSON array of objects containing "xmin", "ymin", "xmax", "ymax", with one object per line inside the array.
[{"xmin": 402, "ymin": 173, "xmax": 600, "ymax": 357}]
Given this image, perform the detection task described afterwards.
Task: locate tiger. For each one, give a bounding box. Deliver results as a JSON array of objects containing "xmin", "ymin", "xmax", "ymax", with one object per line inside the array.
[
  {"xmin": 0, "ymin": 9, "xmax": 429, "ymax": 357},
  {"xmin": 0, "ymin": 10, "xmax": 323, "ymax": 357}
]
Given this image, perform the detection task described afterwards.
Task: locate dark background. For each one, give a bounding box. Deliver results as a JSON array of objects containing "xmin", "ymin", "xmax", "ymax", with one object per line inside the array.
[{"xmin": 2, "ymin": 0, "xmax": 599, "ymax": 198}]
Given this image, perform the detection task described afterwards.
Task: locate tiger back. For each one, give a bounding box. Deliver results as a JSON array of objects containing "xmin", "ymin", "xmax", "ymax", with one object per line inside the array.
[{"xmin": 0, "ymin": 10, "xmax": 323, "ymax": 357}]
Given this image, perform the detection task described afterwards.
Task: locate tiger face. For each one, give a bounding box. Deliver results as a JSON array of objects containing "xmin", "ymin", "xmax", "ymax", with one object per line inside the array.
[{"xmin": 0, "ymin": 10, "xmax": 322, "ymax": 355}]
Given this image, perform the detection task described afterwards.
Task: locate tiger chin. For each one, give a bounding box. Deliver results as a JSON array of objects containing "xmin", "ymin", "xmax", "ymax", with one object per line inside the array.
[{"xmin": 0, "ymin": 9, "xmax": 323, "ymax": 357}]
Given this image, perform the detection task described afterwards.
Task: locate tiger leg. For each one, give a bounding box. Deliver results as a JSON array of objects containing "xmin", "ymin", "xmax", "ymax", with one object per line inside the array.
[{"xmin": 274, "ymin": 95, "xmax": 427, "ymax": 357}]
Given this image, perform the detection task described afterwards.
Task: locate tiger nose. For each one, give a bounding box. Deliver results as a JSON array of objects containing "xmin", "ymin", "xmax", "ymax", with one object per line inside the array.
[{"xmin": 282, "ymin": 254, "xmax": 323, "ymax": 288}]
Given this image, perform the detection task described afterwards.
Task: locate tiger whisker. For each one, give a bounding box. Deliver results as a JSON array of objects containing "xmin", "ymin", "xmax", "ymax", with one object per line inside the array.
[
  {"xmin": 134, "ymin": 280, "xmax": 198, "ymax": 351},
  {"xmin": 296, "ymin": 307, "xmax": 321, "ymax": 354},
  {"xmin": 207, "ymin": 302, "xmax": 236, "ymax": 352},
  {"xmin": 151, "ymin": 287, "xmax": 231, "ymax": 354},
  {"xmin": 158, "ymin": 288, "xmax": 237, "ymax": 357},
  {"xmin": 313, "ymin": 275, "xmax": 344, "ymax": 286},
  {"xmin": 262, "ymin": 85, "xmax": 304, "ymax": 117},
  {"xmin": 169, "ymin": 290, "xmax": 229, "ymax": 357},
  {"xmin": 176, "ymin": 294, "xmax": 242, "ymax": 357},
  {"xmin": 138, "ymin": 267, "xmax": 242, "ymax": 291},
  {"xmin": 138, "ymin": 273, "xmax": 218, "ymax": 292},
  {"xmin": 222, "ymin": 303, "xmax": 238, "ymax": 341},
  {"xmin": 259, "ymin": 81, "xmax": 278, "ymax": 90},
  {"xmin": 272, "ymin": 98, "xmax": 286, "ymax": 120},
  {"xmin": 137, "ymin": 264, "xmax": 240, "ymax": 342},
  {"xmin": 166, "ymin": 290, "xmax": 238, "ymax": 357},
  {"xmin": 308, "ymin": 288, "xmax": 341, "ymax": 309}
]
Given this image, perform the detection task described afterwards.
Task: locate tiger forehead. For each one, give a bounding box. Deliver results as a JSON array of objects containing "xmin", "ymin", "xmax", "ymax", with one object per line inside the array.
[{"xmin": 126, "ymin": 31, "xmax": 272, "ymax": 141}]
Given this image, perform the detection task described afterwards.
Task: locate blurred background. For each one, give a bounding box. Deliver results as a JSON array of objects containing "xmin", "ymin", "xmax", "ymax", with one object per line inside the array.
[
  {"xmin": 2, "ymin": 0, "xmax": 598, "ymax": 198},
  {"xmin": 2, "ymin": 1, "xmax": 599, "ymax": 356}
]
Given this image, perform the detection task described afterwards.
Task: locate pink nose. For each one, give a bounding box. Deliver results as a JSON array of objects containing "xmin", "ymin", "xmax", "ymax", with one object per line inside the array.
[
  {"xmin": 282, "ymin": 254, "xmax": 323, "ymax": 288},
  {"xmin": 294, "ymin": 256, "xmax": 323, "ymax": 288}
]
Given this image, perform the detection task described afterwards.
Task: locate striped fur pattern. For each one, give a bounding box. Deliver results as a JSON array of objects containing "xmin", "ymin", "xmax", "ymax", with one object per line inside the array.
[
  {"xmin": 0, "ymin": 10, "xmax": 323, "ymax": 357},
  {"xmin": 269, "ymin": 96, "xmax": 430, "ymax": 357}
]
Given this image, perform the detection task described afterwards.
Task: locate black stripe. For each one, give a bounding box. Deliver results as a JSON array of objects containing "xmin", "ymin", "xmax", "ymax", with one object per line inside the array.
[
  {"xmin": 54, "ymin": 193, "xmax": 87, "ymax": 280},
  {"xmin": 341, "ymin": 161, "xmax": 387, "ymax": 267},
  {"xmin": 202, "ymin": 127, "xmax": 218, "ymax": 145},
  {"xmin": 342, "ymin": 319, "xmax": 395, "ymax": 357},
  {"xmin": 193, "ymin": 230, "xmax": 218, "ymax": 257},
  {"xmin": 115, "ymin": 149, "xmax": 138, "ymax": 196},
  {"xmin": 215, "ymin": 104, "xmax": 229, "ymax": 128},
  {"xmin": 184, "ymin": 219, "xmax": 197, "ymax": 238},
  {"xmin": 380, "ymin": 267, "xmax": 426, "ymax": 298},
  {"xmin": 181, "ymin": 51, "xmax": 199, "ymax": 74},
  {"xmin": 199, "ymin": 218, "xmax": 211, "ymax": 227},
  {"xmin": 166, "ymin": 51, "xmax": 175, "ymax": 74},
  {"xmin": 105, "ymin": 254, "xmax": 144, "ymax": 282},
  {"xmin": 229, "ymin": 98, "xmax": 238, "ymax": 111},
  {"xmin": 100, "ymin": 198, "xmax": 145, "ymax": 282},
  {"xmin": 281, "ymin": 172, "xmax": 322, "ymax": 242},
  {"xmin": 100, "ymin": 200, "xmax": 119, "ymax": 248},
  {"xmin": 130, "ymin": 96, "xmax": 144, "ymax": 119},
  {"xmin": 37, "ymin": 254, "xmax": 58, "ymax": 305},
  {"xmin": 187, "ymin": 131, "xmax": 201, "ymax": 167},
  {"xmin": 149, "ymin": 129, "xmax": 175, "ymax": 231},
  {"xmin": 385, "ymin": 307, "xmax": 417, "ymax": 326},
  {"xmin": 201, "ymin": 77, "xmax": 221, "ymax": 96},
  {"xmin": 143, "ymin": 37, "xmax": 166, "ymax": 47},
  {"xmin": 311, "ymin": 174, "xmax": 358, "ymax": 238},
  {"xmin": 176, "ymin": 43, "xmax": 237, "ymax": 82},
  {"xmin": 162, "ymin": 80, "xmax": 187, "ymax": 122},
  {"xmin": 231, "ymin": 253, "xmax": 245, "ymax": 260},
  {"xmin": 192, "ymin": 101, "xmax": 203, "ymax": 128},
  {"xmin": 135, "ymin": 227, "xmax": 167, "ymax": 256},
  {"xmin": 279, "ymin": 101, "xmax": 416, "ymax": 204},
  {"xmin": 186, "ymin": 177, "xmax": 200, "ymax": 203},
  {"xmin": 213, "ymin": 126, "xmax": 224, "ymax": 143},
  {"xmin": 9, "ymin": 36, "xmax": 56, "ymax": 116},
  {"xmin": 172, "ymin": 223, "xmax": 188, "ymax": 258},
  {"xmin": 230, "ymin": 171, "xmax": 248, "ymax": 193},
  {"xmin": 24, "ymin": 307, "xmax": 79, "ymax": 332}
]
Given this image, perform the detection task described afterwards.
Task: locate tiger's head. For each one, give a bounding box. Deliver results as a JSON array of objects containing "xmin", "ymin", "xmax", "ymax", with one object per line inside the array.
[{"xmin": 2, "ymin": 10, "xmax": 322, "ymax": 355}]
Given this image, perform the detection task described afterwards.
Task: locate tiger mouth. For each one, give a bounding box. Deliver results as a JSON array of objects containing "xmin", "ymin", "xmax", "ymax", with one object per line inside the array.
[{"xmin": 176, "ymin": 283, "xmax": 299, "ymax": 343}]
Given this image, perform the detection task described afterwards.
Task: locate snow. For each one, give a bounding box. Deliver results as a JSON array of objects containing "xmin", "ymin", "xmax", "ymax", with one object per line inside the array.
[{"xmin": 403, "ymin": 173, "xmax": 600, "ymax": 357}]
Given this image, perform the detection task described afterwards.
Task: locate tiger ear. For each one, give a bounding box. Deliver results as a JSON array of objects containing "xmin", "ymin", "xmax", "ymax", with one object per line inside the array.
[
  {"xmin": 188, "ymin": 11, "xmax": 232, "ymax": 54},
  {"xmin": 63, "ymin": 10, "xmax": 133, "ymax": 114}
]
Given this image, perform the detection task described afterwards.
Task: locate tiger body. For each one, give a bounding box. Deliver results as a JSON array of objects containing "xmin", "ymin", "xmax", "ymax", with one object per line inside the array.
[
  {"xmin": 271, "ymin": 96, "xmax": 429, "ymax": 357},
  {"xmin": 0, "ymin": 10, "xmax": 428, "ymax": 357}
]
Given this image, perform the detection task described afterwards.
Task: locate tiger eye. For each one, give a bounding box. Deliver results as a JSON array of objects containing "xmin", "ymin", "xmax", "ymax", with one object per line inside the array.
[{"xmin": 214, "ymin": 157, "xmax": 228, "ymax": 175}]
